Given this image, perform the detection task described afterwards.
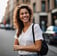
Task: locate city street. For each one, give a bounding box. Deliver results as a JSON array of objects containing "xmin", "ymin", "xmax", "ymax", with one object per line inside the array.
[{"xmin": 0, "ymin": 29, "xmax": 57, "ymax": 56}]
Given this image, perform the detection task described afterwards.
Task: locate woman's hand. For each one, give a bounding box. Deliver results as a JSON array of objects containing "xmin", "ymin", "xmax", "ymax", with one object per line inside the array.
[
  {"xmin": 13, "ymin": 45, "xmax": 19, "ymax": 51},
  {"xmin": 13, "ymin": 45, "xmax": 22, "ymax": 51}
]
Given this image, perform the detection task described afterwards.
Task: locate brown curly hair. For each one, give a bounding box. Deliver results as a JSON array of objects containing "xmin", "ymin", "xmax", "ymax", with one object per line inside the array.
[{"xmin": 13, "ymin": 4, "xmax": 33, "ymax": 37}]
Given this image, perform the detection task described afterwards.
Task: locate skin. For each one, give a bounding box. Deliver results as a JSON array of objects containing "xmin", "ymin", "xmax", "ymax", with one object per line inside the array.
[
  {"xmin": 19, "ymin": 8, "xmax": 32, "ymax": 32},
  {"xmin": 13, "ymin": 8, "xmax": 42, "ymax": 52}
]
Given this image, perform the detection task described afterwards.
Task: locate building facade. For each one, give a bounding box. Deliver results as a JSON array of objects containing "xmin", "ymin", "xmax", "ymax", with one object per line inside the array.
[
  {"xmin": 30, "ymin": 0, "xmax": 57, "ymax": 31},
  {"xmin": 4, "ymin": 0, "xmax": 31, "ymax": 27},
  {"xmin": 3, "ymin": 1, "xmax": 9, "ymax": 25},
  {"xmin": 4, "ymin": 0, "xmax": 57, "ymax": 31}
]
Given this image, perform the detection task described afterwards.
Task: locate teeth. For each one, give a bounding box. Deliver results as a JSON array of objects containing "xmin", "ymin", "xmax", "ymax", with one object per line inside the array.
[{"xmin": 24, "ymin": 18, "xmax": 27, "ymax": 19}]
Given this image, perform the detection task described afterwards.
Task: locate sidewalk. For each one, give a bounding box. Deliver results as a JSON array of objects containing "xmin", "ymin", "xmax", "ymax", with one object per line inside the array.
[{"xmin": 48, "ymin": 45, "xmax": 57, "ymax": 54}]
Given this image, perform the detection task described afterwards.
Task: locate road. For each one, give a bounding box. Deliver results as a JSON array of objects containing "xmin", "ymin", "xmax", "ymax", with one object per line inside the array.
[{"xmin": 0, "ymin": 29, "xmax": 57, "ymax": 56}]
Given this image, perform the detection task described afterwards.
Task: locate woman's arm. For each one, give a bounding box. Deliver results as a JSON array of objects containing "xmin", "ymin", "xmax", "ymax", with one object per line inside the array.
[
  {"xmin": 14, "ymin": 39, "xmax": 19, "ymax": 50},
  {"xmin": 14, "ymin": 40, "xmax": 42, "ymax": 52},
  {"xmin": 14, "ymin": 39, "xmax": 19, "ymax": 45}
]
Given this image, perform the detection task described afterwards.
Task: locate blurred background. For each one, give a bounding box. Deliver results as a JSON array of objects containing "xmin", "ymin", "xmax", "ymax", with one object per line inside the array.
[{"xmin": 0, "ymin": 0, "xmax": 57, "ymax": 56}]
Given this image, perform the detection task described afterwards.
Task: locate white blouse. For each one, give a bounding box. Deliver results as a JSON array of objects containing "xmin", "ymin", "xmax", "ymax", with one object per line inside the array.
[{"xmin": 14, "ymin": 23, "xmax": 43, "ymax": 55}]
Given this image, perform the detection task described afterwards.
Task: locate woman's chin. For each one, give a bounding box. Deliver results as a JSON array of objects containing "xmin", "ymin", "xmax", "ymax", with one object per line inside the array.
[{"xmin": 23, "ymin": 20, "xmax": 29, "ymax": 23}]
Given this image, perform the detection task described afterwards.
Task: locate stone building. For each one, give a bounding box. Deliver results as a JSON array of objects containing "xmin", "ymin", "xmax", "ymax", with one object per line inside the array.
[{"xmin": 4, "ymin": 0, "xmax": 57, "ymax": 31}]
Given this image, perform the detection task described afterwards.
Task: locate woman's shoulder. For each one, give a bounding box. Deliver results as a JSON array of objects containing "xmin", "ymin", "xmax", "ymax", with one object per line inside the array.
[
  {"xmin": 34, "ymin": 23, "xmax": 39, "ymax": 26},
  {"xmin": 32, "ymin": 23, "xmax": 40, "ymax": 28},
  {"xmin": 32, "ymin": 23, "xmax": 42, "ymax": 31}
]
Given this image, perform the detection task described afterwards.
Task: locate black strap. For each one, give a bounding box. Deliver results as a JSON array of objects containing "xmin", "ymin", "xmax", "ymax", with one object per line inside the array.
[
  {"xmin": 32, "ymin": 23, "xmax": 45, "ymax": 43},
  {"xmin": 32, "ymin": 23, "xmax": 35, "ymax": 43}
]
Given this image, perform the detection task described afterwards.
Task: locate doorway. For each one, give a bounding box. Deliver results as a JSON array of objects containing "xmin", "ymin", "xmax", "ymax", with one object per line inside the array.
[{"xmin": 40, "ymin": 16, "xmax": 48, "ymax": 32}]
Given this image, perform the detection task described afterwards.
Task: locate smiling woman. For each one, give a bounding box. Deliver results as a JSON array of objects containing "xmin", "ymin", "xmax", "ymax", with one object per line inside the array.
[{"xmin": 13, "ymin": 4, "xmax": 43, "ymax": 56}]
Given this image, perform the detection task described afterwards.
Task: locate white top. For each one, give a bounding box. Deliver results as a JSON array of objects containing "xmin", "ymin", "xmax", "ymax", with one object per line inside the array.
[{"xmin": 14, "ymin": 23, "xmax": 43, "ymax": 55}]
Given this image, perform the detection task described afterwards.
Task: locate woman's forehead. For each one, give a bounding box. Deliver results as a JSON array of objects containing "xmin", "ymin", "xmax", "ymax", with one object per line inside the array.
[{"xmin": 20, "ymin": 8, "xmax": 28, "ymax": 12}]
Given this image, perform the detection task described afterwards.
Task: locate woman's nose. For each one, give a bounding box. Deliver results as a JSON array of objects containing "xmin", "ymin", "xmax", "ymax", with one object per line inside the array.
[
  {"xmin": 23, "ymin": 14, "xmax": 26, "ymax": 17},
  {"xmin": 23, "ymin": 13, "xmax": 27, "ymax": 16}
]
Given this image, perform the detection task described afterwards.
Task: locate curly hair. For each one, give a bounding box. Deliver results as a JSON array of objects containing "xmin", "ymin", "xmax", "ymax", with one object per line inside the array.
[{"xmin": 13, "ymin": 4, "xmax": 33, "ymax": 37}]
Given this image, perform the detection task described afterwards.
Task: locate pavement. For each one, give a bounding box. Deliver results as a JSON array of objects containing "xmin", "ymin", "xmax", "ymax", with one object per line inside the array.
[{"xmin": 48, "ymin": 45, "xmax": 57, "ymax": 54}]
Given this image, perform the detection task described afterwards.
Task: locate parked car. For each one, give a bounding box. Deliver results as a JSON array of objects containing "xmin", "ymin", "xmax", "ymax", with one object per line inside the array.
[
  {"xmin": 0, "ymin": 24, "xmax": 5, "ymax": 29},
  {"xmin": 5, "ymin": 24, "xmax": 15, "ymax": 30},
  {"xmin": 43, "ymin": 26, "xmax": 57, "ymax": 44},
  {"xmin": 5, "ymin": 24, "xmax": 11, "ymax": 30}
]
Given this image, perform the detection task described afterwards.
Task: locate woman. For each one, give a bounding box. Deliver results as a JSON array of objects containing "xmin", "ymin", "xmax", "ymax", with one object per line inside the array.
[{"xmin": 13, "ymin": 4, "xmax": 43, "ymax": 56}]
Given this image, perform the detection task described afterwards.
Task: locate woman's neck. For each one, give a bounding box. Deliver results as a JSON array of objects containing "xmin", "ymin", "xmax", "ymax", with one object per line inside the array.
[
  {"xmin": 23, "ymin": 22, "xmax": 31, "ymax": 27},
  {"xmin": 23, "ymin": 22, "xmax": 32, "ymax": 32}
]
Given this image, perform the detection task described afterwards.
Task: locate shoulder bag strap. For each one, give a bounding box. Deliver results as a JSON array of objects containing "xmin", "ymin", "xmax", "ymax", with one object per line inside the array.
[
  {"xmin": 32, "ymin": 23, "xmax": 45, "ymax": 43},
  {"xmin": 32, "ymin": 23, "xmax": 35, "ymax": 43}
]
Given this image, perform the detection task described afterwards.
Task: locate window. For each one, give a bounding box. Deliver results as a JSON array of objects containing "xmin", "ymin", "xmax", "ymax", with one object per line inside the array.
[
  {"xmin": 54, "ymin": 0, "xmax": 57, "ymax": 8},
  {"xmin": 33, "ymin": 17, "xmax": 35, "ymax": 23},
  {"xmin": 33, "ymin": 3, "xmax": 36, "ymax": 12},
  {"xmin": 42, "ymin": 0, "xmax": 45, "ymax": 1},
  {"xmin": 26, "ymin": 0, "xmax": 30, "ymax": 2},
  {"xmin": 23, "ymin": 0, "xmax": 24, "ymax": 2},
  {"xmin": 42, "ymin": 1, "xmax": 45, "ymax": 12},
  {"xmin": 17, "ymin": 0, "xmax": 19, "ymax": 2},
  {"xmin": 48, "ymin": 0, "xmax": 50, "ymax": 10}
]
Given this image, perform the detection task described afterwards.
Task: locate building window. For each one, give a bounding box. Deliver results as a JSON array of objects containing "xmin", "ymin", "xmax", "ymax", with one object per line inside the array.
[
  {"xmin": 23, "ymin": 0, "xmax": 24, "ymax": 2},
  {"xmin": 48, "ymin": 0, "xmax": 50, "ymax": 10},
  {"xmin": 33, "ymin": 17, "xmax": 35, "ymax": 23},
  {"xmin": 33, "ymin": 3, "xmax": 36, "ymax": 12},
  {"xmin": 54, "ymin": 0, "xmax": 57, "ymax": 8},
  {"xmin": 42, "ymin": 1, "xmax": 45, "ymax": 12},
  {"xmin": 17, "ymin": 0, "xmax": 19, "ymax": 2},
  {"xmin": 26, "ymin": 0, "xmax": 30, "ymax": 2},
  {"xmin": 42, "ymin": 0, "xmax": 45, "ymax": 1}
]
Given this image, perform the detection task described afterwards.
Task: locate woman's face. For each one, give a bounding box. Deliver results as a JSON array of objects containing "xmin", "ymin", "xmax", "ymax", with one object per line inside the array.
[{"xmin": 19, "ymin": 8, "xmax": 30, "ymax": 23}]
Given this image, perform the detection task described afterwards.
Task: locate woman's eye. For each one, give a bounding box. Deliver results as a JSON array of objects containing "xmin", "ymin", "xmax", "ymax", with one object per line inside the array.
[
  {"xmin": 25, "ymin": 12, "xmax": 28, "ymax": 14},
  {"xmin": 21, "ymin": 13, "xmax": 24, "ymax": 15},
  {"xmin": 20, "ymin": 12, "xmax": 28, "ymax": 15}
]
